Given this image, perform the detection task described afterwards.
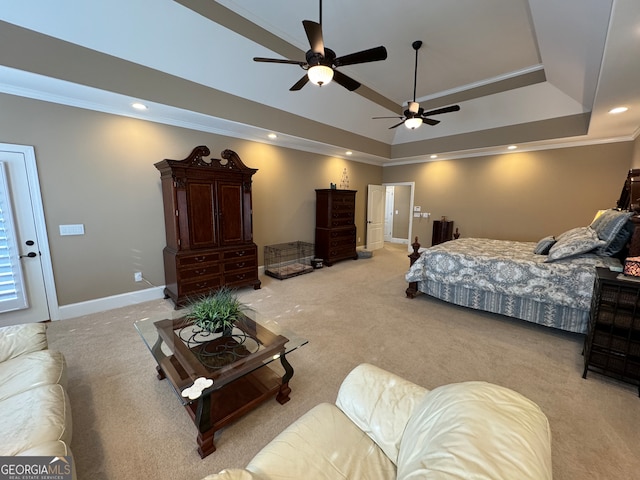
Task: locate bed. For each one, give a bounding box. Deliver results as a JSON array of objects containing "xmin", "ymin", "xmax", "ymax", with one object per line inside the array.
[{"xmin": 405, "ymin": 208, "xmax": 637, "ymax": 334}]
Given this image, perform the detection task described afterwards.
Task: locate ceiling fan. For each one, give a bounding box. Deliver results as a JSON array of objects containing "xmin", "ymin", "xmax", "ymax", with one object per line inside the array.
[
  {"xmin": 373, "ymin": 40, "xmax": 460, "ymax": 130},
  {"xmin": 253, "ymin": 0, "xmax": 387, "ymax": 92}
]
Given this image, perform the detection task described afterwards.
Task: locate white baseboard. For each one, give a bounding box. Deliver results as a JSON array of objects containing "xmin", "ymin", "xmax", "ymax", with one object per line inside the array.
[
  {"xmin": 56, "ymin": 267, "xmax": 269, "ymax": 320},
  {"xmin": 57, "ymin": 286, "xmax": 166, "ymax": 320}
]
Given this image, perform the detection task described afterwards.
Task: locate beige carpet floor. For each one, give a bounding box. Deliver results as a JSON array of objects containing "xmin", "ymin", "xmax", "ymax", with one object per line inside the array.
[{"xmin": 46, "ymin": 243, "xmax": 640, "ymax": 480}]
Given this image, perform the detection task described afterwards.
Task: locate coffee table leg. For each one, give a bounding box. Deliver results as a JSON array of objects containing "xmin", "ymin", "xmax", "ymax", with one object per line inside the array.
[
  {"xmin": 195, "ymin": 394, "xmax": 216, "ymax": 458},
  {"xmin": 276, "ymin": 352, "xmax": 294, "ymax": 404},
  {"xmin": 152, "ymin": 335, "xmax": 167, "ymax": 380}
]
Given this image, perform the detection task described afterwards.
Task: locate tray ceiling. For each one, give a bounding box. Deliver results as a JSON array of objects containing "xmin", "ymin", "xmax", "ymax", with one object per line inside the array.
[{"xmin": 0, "ymin": 0, "xmax": 638, "ymax": 165}]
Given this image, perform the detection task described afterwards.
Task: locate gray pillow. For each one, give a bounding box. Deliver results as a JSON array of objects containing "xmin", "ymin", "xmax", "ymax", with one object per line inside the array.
[
  {"xmin": 545, "ymin": 226, "xmax": 604, "ymax": 262},
  {"xmin": 534, "ymin": 236, "xmax": 556, "ymax": 255},
  {"xmin": 590, "ymin": 209, "xmax": 634, "ymax": 256}
]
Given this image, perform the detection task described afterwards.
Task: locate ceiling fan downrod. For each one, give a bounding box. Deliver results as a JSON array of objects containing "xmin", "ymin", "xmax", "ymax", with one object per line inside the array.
[{"xmin": 409, "ymin": 40, "xmax": 422, "ymax": 115}]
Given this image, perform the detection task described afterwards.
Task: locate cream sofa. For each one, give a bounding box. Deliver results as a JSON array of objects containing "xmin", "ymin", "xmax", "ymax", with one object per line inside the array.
[
  {"xmin": 203, "ymin": 363, "xmax": 552, "ymax": 480},
  {"xmin": 0, "ymin": 323, "xmax": 74, "ymax": 468}
]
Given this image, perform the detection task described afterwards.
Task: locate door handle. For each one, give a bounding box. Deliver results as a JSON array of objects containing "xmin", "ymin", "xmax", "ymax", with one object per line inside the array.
[{"xmin": 19, "ymin": 252, "xmax": 38, "ymax": 259}]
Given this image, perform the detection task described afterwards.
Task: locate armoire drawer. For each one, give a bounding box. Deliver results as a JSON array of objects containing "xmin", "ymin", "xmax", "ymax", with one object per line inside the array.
[
  {"xmin": 224, "ymin": 256, "xmax": 257, "ymax": 273},
  {"xmin": 223, "ymin": 247, "xmax": 257, "ymax": 260},
  {"xmin": 180, "ymin": 276, "xmax": 223, "ymax": 296},
  {"xmin": 179, "ymin": 263, "xmax": 222, "ymax": 281},
  {"xmin": 177, "ymin": 251, "xmax": 221, "ymax": 267}
]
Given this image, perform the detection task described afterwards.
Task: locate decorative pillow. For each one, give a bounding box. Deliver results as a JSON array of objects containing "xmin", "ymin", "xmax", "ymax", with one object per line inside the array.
[
  {"xmin": 599, "ymin": 218, "xmax": 635, "ymax": 256},
  {"xmin": 545, "ymin": 226, "xmax": 604, "ymax": 262},
  {"xmin": 590, "ymin": 209, "xmax": 634, "ymax": 256},
  {"xmin": 555, "ymin": 226, "xmax": 584, "ymax": 242},
  {"xmin": 534, "ymin": 236, "xmax": 556, "ymax": 255}
]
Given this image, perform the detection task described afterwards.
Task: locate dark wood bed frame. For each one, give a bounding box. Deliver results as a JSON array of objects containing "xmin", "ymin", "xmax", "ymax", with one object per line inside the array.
[{"xmin": 406, "ymin": 169, "xmax": 640, "ymax": 299}]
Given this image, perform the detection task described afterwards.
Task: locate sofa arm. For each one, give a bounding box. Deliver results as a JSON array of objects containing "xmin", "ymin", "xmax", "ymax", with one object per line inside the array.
[
  {"xmin": 335, "ymin": 363, "xmax": 428, "ymax": 464},
  {"xmin": 0, "ymin": 323, "xmax": 48, "ymax": 363}
]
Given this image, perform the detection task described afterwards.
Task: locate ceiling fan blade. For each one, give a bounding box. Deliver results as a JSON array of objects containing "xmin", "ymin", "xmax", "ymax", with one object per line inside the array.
[
  {"xmin": 422, "ymin": 105, "xmax": 461, "ymax": 116},
  {"xmin": 334, "ymin": 46, "xmax": 388, "ymax": 67},
  {"xmin": 389, "ymin": 120, "xmax": 406, "ymax": 129},
  {"xmin": 372, "ymin": 116, "xmax": 404, "ymax": 120},
  {"xmin": 290, "ymin": 75, "xmax": 310, "ymax": 91},
  {"xmin": 422, "ymin": 117, "xmax": 441, "ymax": 126},
  {"xmin": 333, "ymin": 70, "xmax": 361, "ymax": 91},
  {"xmin": 253, "ymin": 57, "xmax": 306, "ymax": 66},
  {"xmin": 302, "ymin": 20, "xmax": 325, "ymax": 56}
]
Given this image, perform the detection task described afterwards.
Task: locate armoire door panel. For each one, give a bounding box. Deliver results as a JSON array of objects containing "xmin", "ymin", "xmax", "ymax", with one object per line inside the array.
[
  {"xmin": 187, "ymin": 182, "xmax": 217, "ymax": 248},
  {"xmin": 218, "ymin": 182, "xmax": 243, "ymax": 245}
]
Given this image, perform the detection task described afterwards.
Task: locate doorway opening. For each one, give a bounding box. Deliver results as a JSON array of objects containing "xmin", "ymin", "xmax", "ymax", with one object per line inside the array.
[{"xmin": 383, "ymin": 182, "xmax": 415, "ymax": 248}]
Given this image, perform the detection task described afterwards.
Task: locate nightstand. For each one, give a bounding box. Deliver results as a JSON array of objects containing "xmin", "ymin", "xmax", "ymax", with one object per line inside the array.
[{"xmin": 583, "ymin": 267, "xmax": 640, "ymax": 396}]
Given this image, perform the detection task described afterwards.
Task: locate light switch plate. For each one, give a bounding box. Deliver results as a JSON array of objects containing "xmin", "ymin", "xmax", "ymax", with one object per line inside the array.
[{"xmin": 59, "ymin": 224, "xmax": 85, "ymax": 236}]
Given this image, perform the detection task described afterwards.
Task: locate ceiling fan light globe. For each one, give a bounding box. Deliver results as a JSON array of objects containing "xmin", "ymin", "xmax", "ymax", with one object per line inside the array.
[
  {"xmin": 308, "ymin": 65, "xmax": 334, "ymax": 86},
  {"xmin": 405, "ymin": 117, "xmax": 422, "ymax": 130}
]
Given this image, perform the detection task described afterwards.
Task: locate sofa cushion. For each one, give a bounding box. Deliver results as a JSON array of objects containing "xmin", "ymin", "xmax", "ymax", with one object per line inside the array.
[
  {"xmin": 0, "ymin": 350, "xmax": 67, "ymax": 402},
  {"xmin": 202, "ymin": 470, "xmax": 260, "ymax": 480},
  {"xmin": 0, "ymin": 323, "xmax": 48, "ymax": 363},
  {"xmin": 0, "ymin": 383, "xmax": 72, "ymax": 456},
  {"xmin": 245, "ymin": 402, "xmax": 396, "ymax": 480},
  {"xmin": 396, "ymin": 381, "xmax": 552, "ymax": 480},
  {"xmin": 335, "ymin": 363, "xmax": 428, "ymax": 464}
]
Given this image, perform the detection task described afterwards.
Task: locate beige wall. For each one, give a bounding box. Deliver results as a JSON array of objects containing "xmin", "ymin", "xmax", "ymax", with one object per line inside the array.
[
  {"xmin": 2, "ymin": 92, "xmax": 636, "ymax": 306},
  {"xmin": 0, "ymin": 94, "xmax": 381, "ymax": 306},
  {"xmin": 383, "ymin": 142, "xmax": 634, "ymax": 246}
]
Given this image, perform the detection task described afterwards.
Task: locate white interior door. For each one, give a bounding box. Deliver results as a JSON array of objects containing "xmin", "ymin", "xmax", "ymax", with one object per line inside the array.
[
  {"xmin": 366, "ymin": 184, "xmax": 385, "ymax": 251},
  {"xmin": 0, "ymin": 145, "xmax": 55, "ymax": 326}
]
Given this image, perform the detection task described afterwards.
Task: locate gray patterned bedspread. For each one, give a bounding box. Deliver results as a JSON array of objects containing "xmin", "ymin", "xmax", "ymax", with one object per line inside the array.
[{"xmin": 405, "ymin": 238, "xmax": 621, "ymax": 311}]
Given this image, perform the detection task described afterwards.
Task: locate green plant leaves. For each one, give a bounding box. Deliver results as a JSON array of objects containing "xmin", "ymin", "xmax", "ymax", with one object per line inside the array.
[{"xmin": 185, "ymin": 287, "xmax": 245, "ymax": 333}]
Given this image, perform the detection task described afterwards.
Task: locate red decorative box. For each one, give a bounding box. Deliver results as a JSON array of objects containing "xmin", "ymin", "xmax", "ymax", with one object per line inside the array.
[{"xmin": 623, "ymin": 257, "xmax": 640, "ymax": 277}]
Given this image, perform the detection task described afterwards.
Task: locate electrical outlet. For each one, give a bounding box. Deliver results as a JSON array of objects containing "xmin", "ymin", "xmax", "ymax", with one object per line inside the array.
[{"xmin": 134, "ymin": 272, "xmax": 143, "ymax": 282}]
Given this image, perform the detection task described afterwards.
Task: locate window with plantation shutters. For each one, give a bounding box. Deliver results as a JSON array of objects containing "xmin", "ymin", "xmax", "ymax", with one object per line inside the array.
[{"xmin": 0, "ymin": 162, "xmax": 27, "ymax": 313}]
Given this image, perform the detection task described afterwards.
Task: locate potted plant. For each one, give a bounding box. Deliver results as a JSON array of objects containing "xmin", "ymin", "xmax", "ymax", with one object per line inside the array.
[{"xmin": 185, "ymin": 287, "xmax": 246, "ymax": 336}]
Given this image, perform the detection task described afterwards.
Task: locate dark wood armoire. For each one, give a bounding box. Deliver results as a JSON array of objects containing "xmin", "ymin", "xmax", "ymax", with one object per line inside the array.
[{"xmin": 155, "ymin": 146, "xmax": 260, "ymax": 307}]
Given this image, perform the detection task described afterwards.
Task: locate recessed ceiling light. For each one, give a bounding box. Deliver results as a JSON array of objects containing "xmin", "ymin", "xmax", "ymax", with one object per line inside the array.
[
  {"xmin": 609, "ymin": 106, "xmax": 628, "ymax": 114},
  {"xmin": 268, "ymin": 133, "xmax": 277, "ymax": 139},
  {"xmin": 507, "ymin": 145, "xmax": 518, "ymax": 150},
  {"xmin": 346, "ymin": 151, "xmax": 353, "ymax": 156},
  {"xmin": 430, "ymin": 154, "xmax": 438, "ymax": 159},
  {"xmin": 131, "ymin": 102, "xmax": 147, "ymax": 110}
]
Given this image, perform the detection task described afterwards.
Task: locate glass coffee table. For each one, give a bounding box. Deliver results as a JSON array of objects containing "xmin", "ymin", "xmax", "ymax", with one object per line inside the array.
[{"xmin": 134, "ymin": 309, "xmax": 307, "ymax": 458}]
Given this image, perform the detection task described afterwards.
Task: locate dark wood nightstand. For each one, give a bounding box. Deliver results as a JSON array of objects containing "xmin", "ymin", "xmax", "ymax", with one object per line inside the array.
[{"xmin": 583, "ymin": 267, "xmax": 640, "ymax": 396}]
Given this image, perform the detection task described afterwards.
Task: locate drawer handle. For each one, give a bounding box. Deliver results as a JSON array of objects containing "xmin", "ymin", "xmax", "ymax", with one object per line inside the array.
[
  {"xmin": 194, "ymin": 269, "xmax": 206, "ymax": 276},
  {"xmin": 196, "ymin": 282, "xmax": 208, "ymax": 288},
  {"xmin": 195, "ymin": 256, "xmax": 206, "ymax": 262},
  {"xmin": 236, "ymin": 262, "xmax": 245, "ymax": 268},
  {"xmin": 236, "ymin": 274, "xmax": 246, "ymax": 280},
  {"xmin": 235, "ymin": 251, "xmax": 246, "ymax": 257}
]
